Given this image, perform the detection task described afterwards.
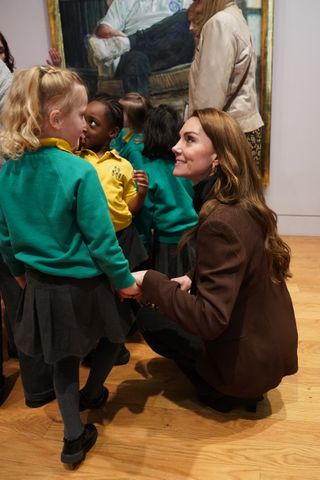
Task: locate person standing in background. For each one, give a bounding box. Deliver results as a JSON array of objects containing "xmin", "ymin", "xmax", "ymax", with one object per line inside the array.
[{"xmin": 189, "ymin": 0, "xmax": 263, "ymax": 168}]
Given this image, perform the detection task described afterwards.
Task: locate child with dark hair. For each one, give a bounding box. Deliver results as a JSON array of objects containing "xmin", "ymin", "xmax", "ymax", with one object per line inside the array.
[
  {"xmin": 80, "ymin": 94, "xmax": 149, "ymax": 364},
  {"xmin": 111, "ymin": 92, "xmax": 152, "ymax": 165},
  {"xmin": 129, "ymin": 104, "xmax": 198, "ymax": 277},
  {"xmin": 80, "ymin": 93, "xmax": 148, "ymax": 269}
]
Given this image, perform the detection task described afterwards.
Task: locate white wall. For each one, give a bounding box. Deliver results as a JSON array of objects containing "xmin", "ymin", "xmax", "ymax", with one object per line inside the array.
[
  {"xmin": 1, "ymin": 0, "xmax": 51, "ymax": 68},
  {"xmin": 264, "ymin": 0, "xmax": 320, "ymax": 235},
  {"xmin": 1, "ymin": 0, "xmax": 320, "ymax": 236}
]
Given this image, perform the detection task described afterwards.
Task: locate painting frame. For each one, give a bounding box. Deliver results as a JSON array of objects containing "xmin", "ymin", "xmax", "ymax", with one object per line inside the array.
[{"xmin": 47, "ymin": 0, "xmax": 274, "ymax": 186}]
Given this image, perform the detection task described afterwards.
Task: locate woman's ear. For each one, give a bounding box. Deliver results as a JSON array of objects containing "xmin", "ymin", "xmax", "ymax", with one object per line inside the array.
[
  {"xmin": 48, "ymin": 109, "xmax": 62, "ymax": 131},
  {"xmin": 211, "ymin": 152, "xmax": 219, "ymax": 169}
]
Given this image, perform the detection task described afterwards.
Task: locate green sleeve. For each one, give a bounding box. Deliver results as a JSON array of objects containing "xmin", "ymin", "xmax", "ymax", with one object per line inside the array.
[
  {"xmin": 0, "ymin": 204, "xmax": 25, "ymax": 276},
  {"xmin": 76, "ymin": 167, "xmax": 135, "ymax": 289}
]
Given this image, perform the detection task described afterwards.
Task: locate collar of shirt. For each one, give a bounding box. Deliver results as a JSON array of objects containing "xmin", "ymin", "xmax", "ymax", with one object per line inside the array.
[
  {"xmin": 40, "ymin": 138, "xmax": 73, "ymax": 153},
  {"xmin": 80, "ymin": 148, "xmax": 123, "ymax": 163},
  {"xmin": 123, "ymin": 129, "xmax": 135, "ymax": 143}
]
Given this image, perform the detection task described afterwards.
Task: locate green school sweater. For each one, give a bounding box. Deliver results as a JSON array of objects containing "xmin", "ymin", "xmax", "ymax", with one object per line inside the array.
[
  {"xmin": 130, "ymin": 151, "xmax": 198, "ymax": 246},
  {"xmin": 0, "ymin": 141, "xmax": 134, "ymax": 289}
]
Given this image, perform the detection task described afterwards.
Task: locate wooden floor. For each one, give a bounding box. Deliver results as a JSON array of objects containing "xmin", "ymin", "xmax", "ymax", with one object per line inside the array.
[{"xmin": 0, "ymin": 236, "xmax": 319, "ymax": 479}]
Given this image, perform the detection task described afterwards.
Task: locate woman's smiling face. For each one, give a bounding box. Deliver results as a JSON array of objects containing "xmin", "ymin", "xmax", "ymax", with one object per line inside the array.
[{"xmin": 172, "ymin": 116, "xmax": 219, "ymax": 184}]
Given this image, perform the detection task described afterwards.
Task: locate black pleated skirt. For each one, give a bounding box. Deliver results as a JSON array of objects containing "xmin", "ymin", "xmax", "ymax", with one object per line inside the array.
[
  {"xmin": 14, "ymin": 269, "xmax": 134, "ymax": 364},
  {"xmin": 153, "ymin": 240, "xmax": 196, "ymax": 278},
  {"xmin": 116, "ymin": 223, "xmax": 148, "ymax": 270}
]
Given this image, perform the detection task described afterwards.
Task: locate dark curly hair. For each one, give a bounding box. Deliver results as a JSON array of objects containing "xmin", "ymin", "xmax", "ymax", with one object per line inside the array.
[
  {"xmin": 143, "ymin": 104, "xmax": 182, "ymax": 162},
  {"xmin": 0, "ymin": 32, "xmax": 15, "ymax": 72},
  {"xmin": 92, "ymin": 93, "xmax": 124, "ymax": 131}
]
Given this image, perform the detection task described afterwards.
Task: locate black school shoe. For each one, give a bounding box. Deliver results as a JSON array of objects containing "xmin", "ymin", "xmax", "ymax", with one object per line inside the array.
[
  {"xmin": 114, "ymin": 344, "xmax": 130, "ymax": 366},
  {"xmin": 79, "ymin": 386, "xmax": 109, "ymax": 412},
  {"xmin": 61, "ymin": 423, "xmax": 98, "ymax": 467},
  {"xmin": 25, "ymin": 391, "xmax": 56, "ymax": 408}
]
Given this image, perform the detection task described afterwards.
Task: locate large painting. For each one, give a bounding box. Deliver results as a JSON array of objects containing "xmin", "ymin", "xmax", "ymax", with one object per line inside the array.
[{"xmin": 47, "ymin": 0, "xmax": 274, "ymax": 185}]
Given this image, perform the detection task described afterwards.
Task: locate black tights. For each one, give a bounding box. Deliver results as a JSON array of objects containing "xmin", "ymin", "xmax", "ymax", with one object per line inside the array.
[{"xmin": 54, "ymin": 337, "xmax": 121, "ymax": 440}]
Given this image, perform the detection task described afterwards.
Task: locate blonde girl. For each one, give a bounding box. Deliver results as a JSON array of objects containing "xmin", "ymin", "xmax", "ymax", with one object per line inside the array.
[{"xmin": 0, "ymin": 65, "xmax": 139, "ymax": 467}]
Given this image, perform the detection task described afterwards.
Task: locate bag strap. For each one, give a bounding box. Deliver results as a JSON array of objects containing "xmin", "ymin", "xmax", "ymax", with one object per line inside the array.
[{"xmin": 223, "ymin": 56, "xmax": 252, "ymax": 112}]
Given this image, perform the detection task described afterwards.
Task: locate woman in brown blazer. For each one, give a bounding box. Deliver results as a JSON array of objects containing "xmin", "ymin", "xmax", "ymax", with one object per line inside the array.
[{"xmin": 131, "ymin": 108, "xmax": 298, "ymax": 413}]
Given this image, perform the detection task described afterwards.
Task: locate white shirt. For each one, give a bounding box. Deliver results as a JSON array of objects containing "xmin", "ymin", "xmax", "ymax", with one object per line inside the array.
[{"xmin": 100, "ymin": 0, "xmax": 192, "ymax": 36}]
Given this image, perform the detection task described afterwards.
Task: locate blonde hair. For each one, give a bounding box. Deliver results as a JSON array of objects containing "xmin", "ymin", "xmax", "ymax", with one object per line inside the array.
[
  {"xmin": 0, "ymin": 65, "xmax": 84, "ymax": 159},
  {"xmin": 196, "ymin": 0, "xmax": 235, "ymax": 33},
  {"xmin": 182, "ymin": 108, "xmax": 291, "ymax": 283}
]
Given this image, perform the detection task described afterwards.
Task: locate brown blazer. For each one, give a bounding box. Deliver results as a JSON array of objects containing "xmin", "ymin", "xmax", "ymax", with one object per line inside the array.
[{"xmin": 141, "ymin": 204, "xmax": 298, "ymax": 398}]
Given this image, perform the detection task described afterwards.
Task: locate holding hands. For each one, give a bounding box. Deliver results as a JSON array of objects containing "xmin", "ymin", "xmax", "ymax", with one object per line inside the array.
[
  {"xmin": 118, "ymin": 281, "xmax": 141, "ymax": 299},
  {"xmin": 131, "ymin": 270, "xmax": 148, "ymax": 286}
]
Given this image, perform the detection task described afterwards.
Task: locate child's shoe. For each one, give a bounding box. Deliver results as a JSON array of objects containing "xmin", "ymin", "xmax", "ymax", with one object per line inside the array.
[
  {"xmin": 61, "ymin": 423, "xmax": 97, "ymax": 467},
  {"xmin": 79, "ymin": 386, "xmax": 109, "ymax": 412}
]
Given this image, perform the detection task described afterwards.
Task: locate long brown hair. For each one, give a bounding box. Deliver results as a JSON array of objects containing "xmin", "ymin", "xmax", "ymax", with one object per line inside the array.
[
  {"xmin": 195, "ymin": 0, "xmax": 235, "ymax": 33},
  {"xmin": 183, "ymin": 108, "xmax": 291, "ymax": 283}
]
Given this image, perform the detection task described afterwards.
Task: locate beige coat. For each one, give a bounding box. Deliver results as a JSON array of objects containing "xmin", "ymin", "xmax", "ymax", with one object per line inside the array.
[{"xmin": 189, "ymin": 3, "xmax": 264, "ymax": 133}]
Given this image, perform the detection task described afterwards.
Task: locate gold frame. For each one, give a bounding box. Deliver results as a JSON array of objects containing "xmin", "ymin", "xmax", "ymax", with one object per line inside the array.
[{"xmin": 47, "ymin": 0, "xmax": 274, "ymax": 186}]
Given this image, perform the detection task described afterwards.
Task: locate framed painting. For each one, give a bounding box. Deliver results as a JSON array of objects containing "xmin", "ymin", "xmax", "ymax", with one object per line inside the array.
[{"xmin": 47, "ymin": 0, "xmax": 274, "ymax": 185}]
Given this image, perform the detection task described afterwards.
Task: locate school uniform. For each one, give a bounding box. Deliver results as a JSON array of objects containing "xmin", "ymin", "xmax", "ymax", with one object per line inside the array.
[
  {"xmin": 129, "ymin": 151, "xmax": 198, "ymax": 276},
  {"xmin": 111, "ymin": 128, "xmax": 144, "ymax": 164},
  {"xmin": 80, "ymin": 147, "xmax": 147, "ymax": 269},
  {"xmin": 0, "ymin": 138, "xmax": 135, "ymax": 364}
]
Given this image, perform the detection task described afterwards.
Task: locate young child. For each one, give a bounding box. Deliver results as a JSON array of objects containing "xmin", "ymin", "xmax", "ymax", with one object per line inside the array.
[
  {"xmin": 0, "ymin": 65, "xmax": 139, "ymax": 467},
  {"xmin": 111, "ymin": 91, "xmax": 152, "ymax": 166},
  {"xmin": 80, "ymin": 93, "xmax": 149, "ymax": 365},
  {"xmin": 129, "ymin": 104, "xmax": 198, "ymax": 277},
  {"xmin": 80, "ymin": 93, "xmax": 149, "ymax": 270}
]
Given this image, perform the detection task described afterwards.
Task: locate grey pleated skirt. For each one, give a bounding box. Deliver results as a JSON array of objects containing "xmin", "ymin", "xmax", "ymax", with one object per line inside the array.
[
  {"xmin": 153, "ymin": 240, "xmax": 196, "ymax": 278},
  {"xmin": 14, "ymin": 269, "xmax": 134, "ymax": 364}
]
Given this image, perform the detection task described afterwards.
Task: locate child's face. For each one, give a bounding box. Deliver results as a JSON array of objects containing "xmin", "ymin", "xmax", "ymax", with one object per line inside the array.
[
  {"xmin": 83, "ymin": 101, "xmax": 116, "ymax": 150},
  {"xmin": 59, "ymin": 84, "xmax": 88, "ymax": 149}
]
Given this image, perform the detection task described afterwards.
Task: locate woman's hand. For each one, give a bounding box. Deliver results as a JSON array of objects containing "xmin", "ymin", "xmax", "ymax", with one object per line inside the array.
[
  {"xmin": 131, "ymin": 270, "xmax": 148, "ymax": 286},
  {"xmin": 170, "ymin": 275, "xmax": 192, "ymax": 291},
  {"xmin": 118, "ymin": 281, "xmax": 141, "ymax": 299}
]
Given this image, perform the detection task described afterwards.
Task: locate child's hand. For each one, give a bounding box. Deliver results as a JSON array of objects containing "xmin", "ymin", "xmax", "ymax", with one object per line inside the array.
[
  {"xmin": 134, "ymin": 170, "xmax": 149, "ymax": 195},
  {"xmin": 118, "ymin": 281, "xmax": 141, "ymax": 299},
  {"xmin": 47, "ymin": 47, "xmax": 62, "ymax": 67},
  {"xmin": 15, "ymin": 274, "xmax": 26, "ymax": 289}
]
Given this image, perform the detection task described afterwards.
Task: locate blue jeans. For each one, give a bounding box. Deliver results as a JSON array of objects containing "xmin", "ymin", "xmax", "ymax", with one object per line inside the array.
[{"xmin": 116, "ymin": 10, "xmax": 195, "ymax": 95}]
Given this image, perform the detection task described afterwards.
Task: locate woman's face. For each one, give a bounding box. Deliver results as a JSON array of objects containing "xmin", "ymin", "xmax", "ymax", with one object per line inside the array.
[
  {"xmin": 172, "ymin": 116, "xmax": 219, "ymax": 184},
  {"xmin": 0, "ymin": 39, "xmax": 6, "ymax": 63}
]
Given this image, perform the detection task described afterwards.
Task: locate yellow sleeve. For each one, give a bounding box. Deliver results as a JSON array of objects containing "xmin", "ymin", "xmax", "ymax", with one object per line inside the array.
[{"xmin": 122, "ymin": 160, "xmax": 137, "ymax": 204}]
